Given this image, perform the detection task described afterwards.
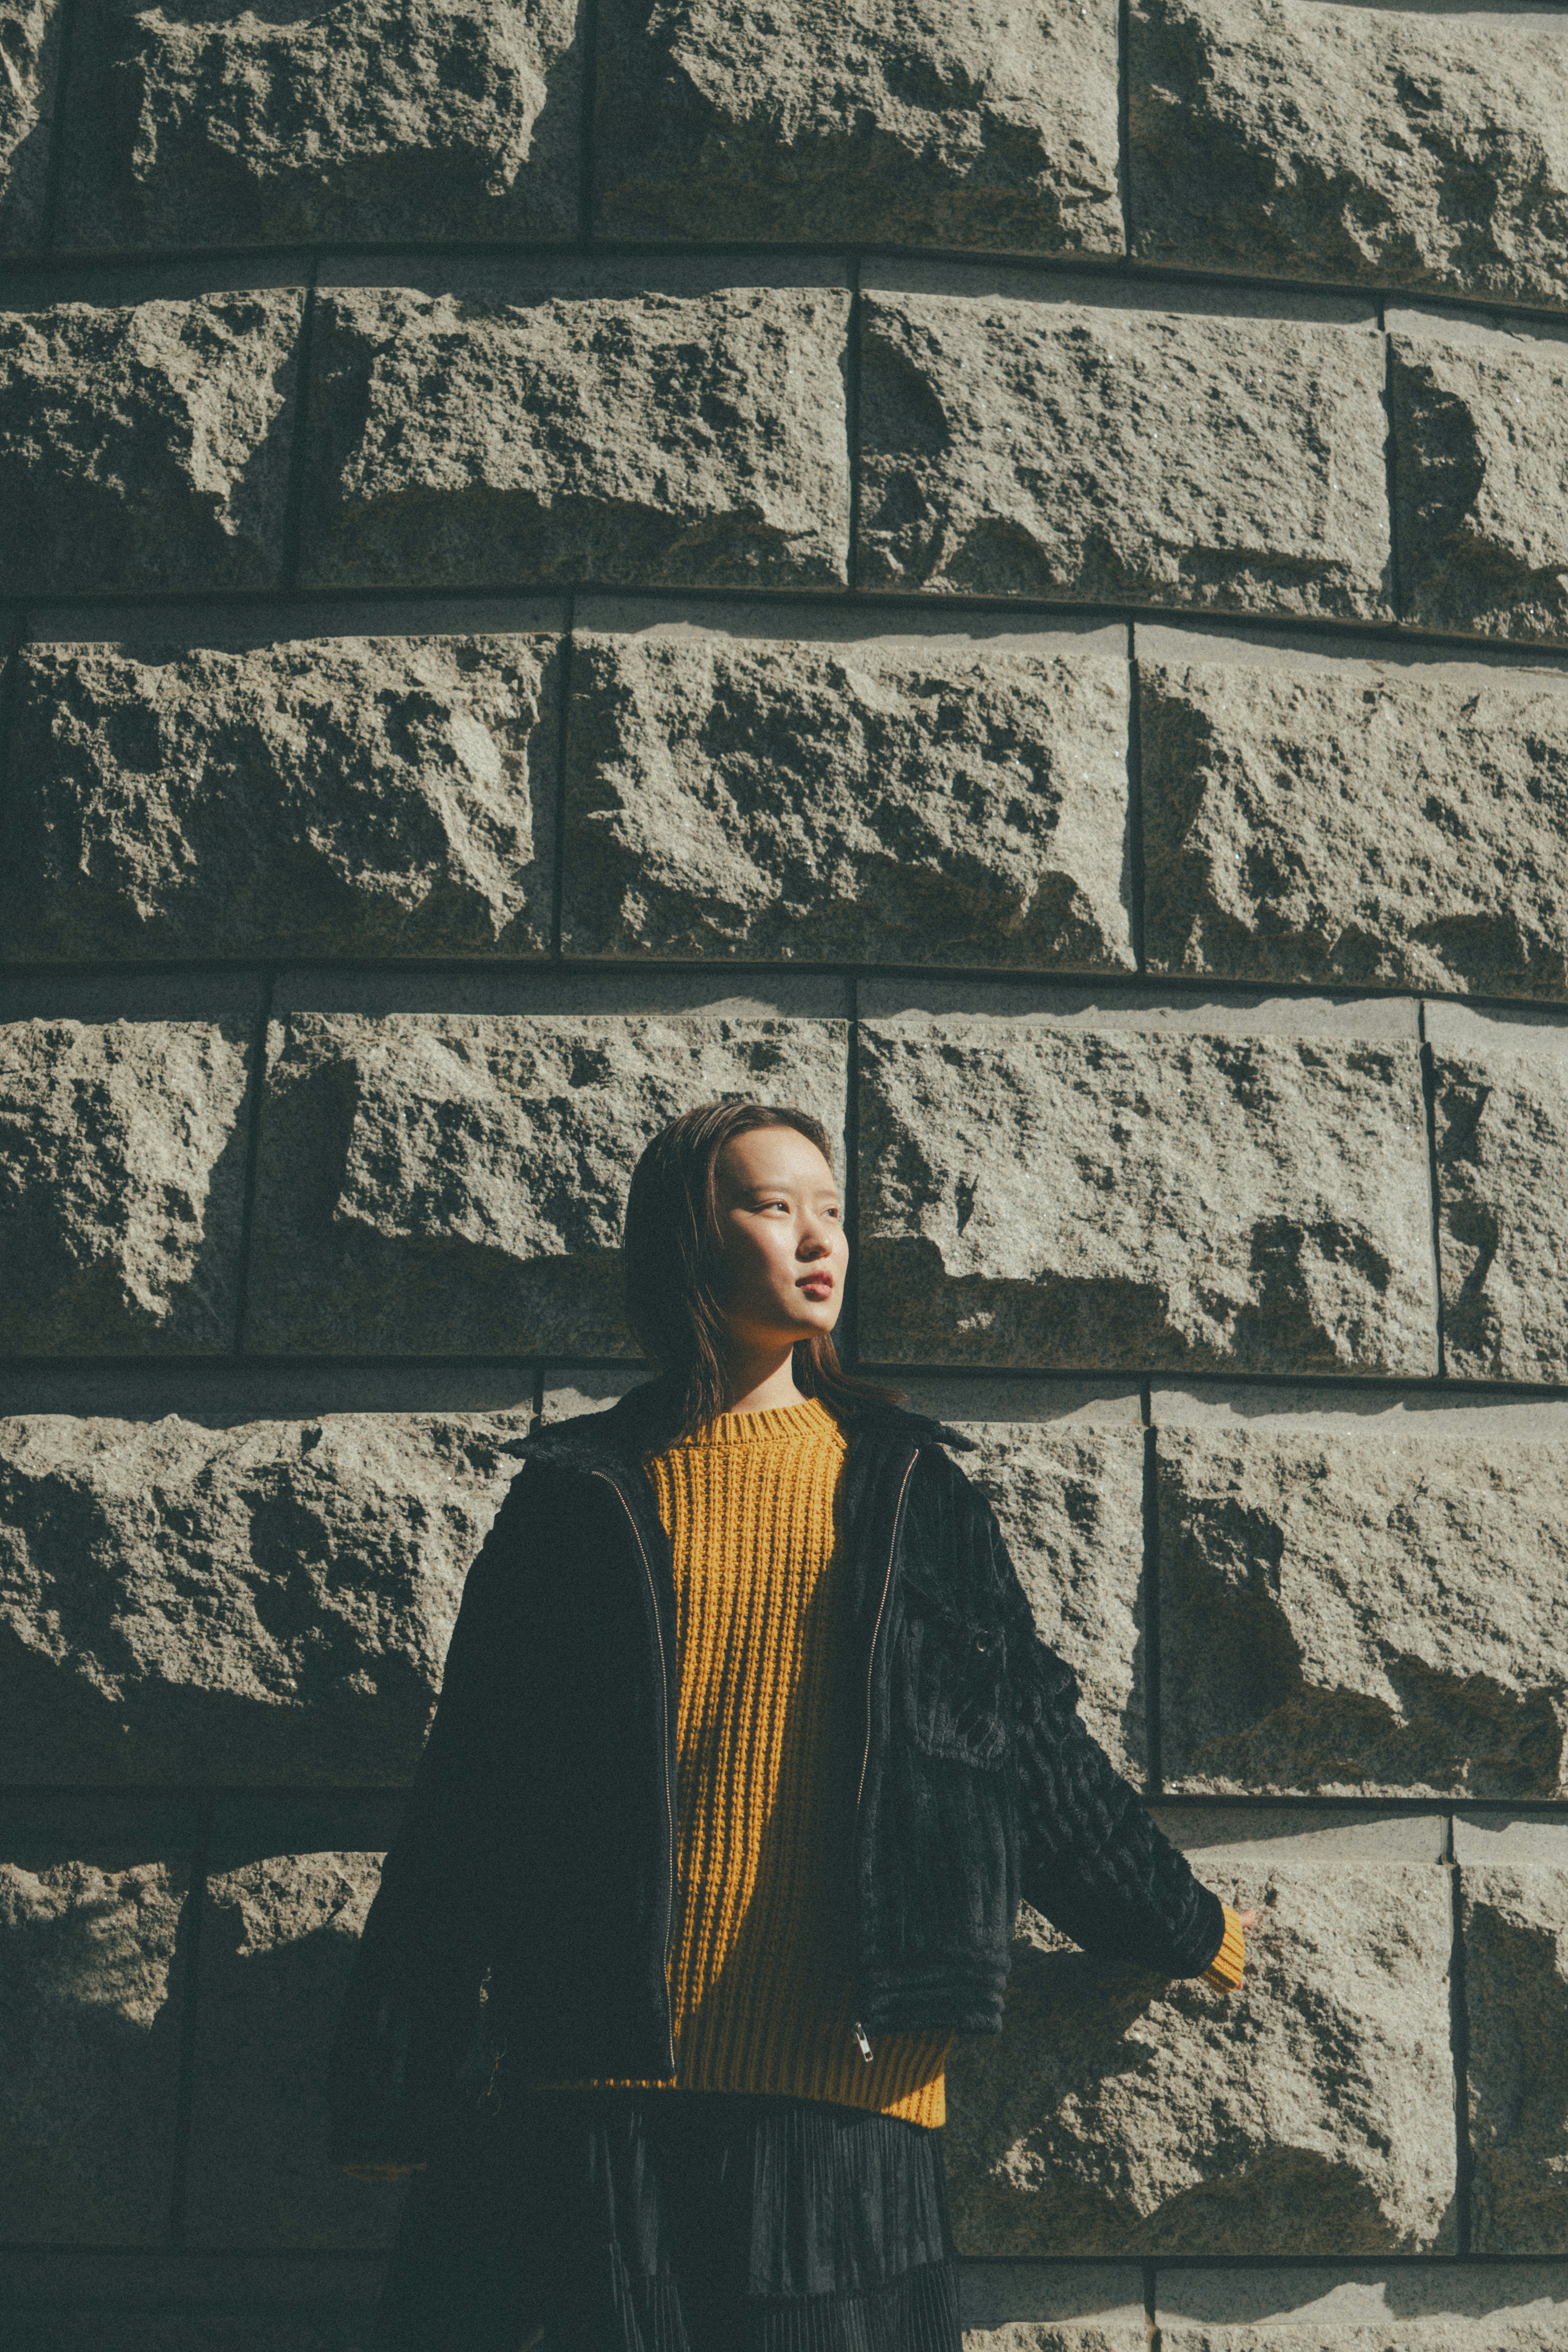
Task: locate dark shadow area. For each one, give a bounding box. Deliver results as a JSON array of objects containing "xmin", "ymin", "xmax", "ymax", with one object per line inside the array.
[
  {"xmin": 183, "ymin": 1807, "xmax": 409, "ymax": 2250},
  {"xmin": 0, "ymin": 1794, "xmax": 201, "ymax": 2246}
]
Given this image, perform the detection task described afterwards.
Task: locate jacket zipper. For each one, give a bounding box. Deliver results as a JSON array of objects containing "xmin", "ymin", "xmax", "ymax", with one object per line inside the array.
[
  {"xmin": 856, "ymin": 1447, "xmax": 919, "ymax": 1810},
  {"xmin": 594, "ymin": 1470, "xmax": 677, "ymax": 2074},
  {"xmin": 851, "ymin": 1445, "xmax": 920, "ymax": 2057}
]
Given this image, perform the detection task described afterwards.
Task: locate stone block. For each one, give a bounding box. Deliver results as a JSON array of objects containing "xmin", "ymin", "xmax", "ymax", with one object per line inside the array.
[
  {"xmin": 898, "ymin": 1391, "xmax": 1146, "ymax": 1779},
  {"xmin": 0, "ymin": 282, "xmax": 304, "ymax": 596},
  {"xmin": 300, "ymin": 265, "xmax": 851, "ymax": 592},
  {"xmin": 0, "ymin": 1799, "xmax": 196, "ymax": 2243},
  {"xmin": 185, "ymin": 1823, "xmax": 407, "ymax": 2249},
  {"xmin": 1390, "ymin": 323, "xmax": 1568, "ymax": 647},
  {"xmin": 539, "ymin": 1369, "xmax": 641, "ymax": 1424},
  {"xmin": 1138, "ymin": 646, "xmax": 1568, "ymax": 998},
  {"xmin": 1155, "ymin": 1424, "xmax": 1568, "ymax": 1798},
  {"xmin": 245, "ymin": 976, "xmax": 850, "ymax": 1355},
  {"xmin": 1129, "ymin": 0, "xmax": 1568, "ymax": 313},
  {"xmin": 0, "ymin": 0, "xmax": 64, "ymax": 255},
  {"xmin": 0, "ymin": 1405, "xmax": 526, "ymax": 1784},
  {"xmin": 54, "ymin": 0, "xmax": 580, "ymax": 253},
  {"xmin": 1156, "ymin": 2264, "xmax": 1568, "ymax": 2351},
  {"xmin": 856, "ymin": 994, "xmax": 1435, "ymax": 1376},
  {"xmin": 1454, "ymin": 1815, "xmax": 1568, "ymax": 1869},
  {"xmin": 1, "ymin": 616, "xmax": 564, "ymax": 961},
  {"xmin": 1429, "ymin": 1010, "xmax": 1568, "ymax": 1384},
  {"xmin": 592, "ymin": 0, "xmax": 1122, "ymax": 256},
  {"xmin": 857, "ymin": 275, "xmax": 1389, "ymax": 620},
  {"xmin": 561, "ymin": 608, "xmax": 1133, "ymax": 969},
  {"xmin": 1152, "ymin": 1807, "xmax": 1447, "ymax": 1864},
  {"xmin": 0, "ymin": 976, "xmax": 261, "ymax": 1355},
  {"xmin": 959, "ymin": 2262, "xmax": 1146, "ymax": 2352},
  {"xmin": 1463, "ymin": 1862, "xmax": 1568, "ymax": 2256},
  {"xmin": 945, "ymin": 1858, "xmax": 1455, "ymax": 2255}
]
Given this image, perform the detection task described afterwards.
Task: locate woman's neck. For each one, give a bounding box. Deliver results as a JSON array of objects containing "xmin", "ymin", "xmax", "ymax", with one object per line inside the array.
[{"xmin": 718, "ymin": 1347, "xmax": 804, "ymax": 1417}]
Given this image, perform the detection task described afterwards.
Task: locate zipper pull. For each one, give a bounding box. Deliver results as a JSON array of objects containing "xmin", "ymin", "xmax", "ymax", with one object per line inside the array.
[
  {"xmin": 852, "ymin": 2020, "xmax": 873, "ymax": 2064},
  {"xmin": 478, "ymin": 2042, "xmax": 506, "ymax": 2115}
]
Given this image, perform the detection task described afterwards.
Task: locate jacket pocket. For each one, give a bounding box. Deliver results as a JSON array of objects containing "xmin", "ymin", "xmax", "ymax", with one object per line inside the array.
[{"xmin": 899, "ymin": 1602, "xmax": 1009, "ymax": 1772}]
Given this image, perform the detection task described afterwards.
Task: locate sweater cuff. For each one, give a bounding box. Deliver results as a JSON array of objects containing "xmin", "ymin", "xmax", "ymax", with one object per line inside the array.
[{"xmin": 1201, "ymin": 1905, "xmax": 1246, "ymax": 1991}]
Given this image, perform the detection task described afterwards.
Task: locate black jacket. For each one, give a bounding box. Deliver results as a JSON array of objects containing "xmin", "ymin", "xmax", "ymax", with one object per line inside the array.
[{"xmin": 330, "ymin": 1387, "xmax": 1225, "ymax": 2165}]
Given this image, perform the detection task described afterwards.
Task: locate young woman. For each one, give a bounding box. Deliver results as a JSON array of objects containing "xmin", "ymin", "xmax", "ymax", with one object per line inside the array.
[{"xmin": 332, "ymin": 1100, "xmax": 1249, "ymax": 2352}]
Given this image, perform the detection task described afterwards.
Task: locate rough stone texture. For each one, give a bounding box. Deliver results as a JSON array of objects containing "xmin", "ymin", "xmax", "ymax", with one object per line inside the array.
[
  {"xmin": 561, "ymin": 621, "xmax": 1133, "ymax": 969},
  {"xmin": 301, "ymin": 275, "xmax": 851, "ymax": 592},
  {"xmin": 1463, "ymin": 1864, "xmax": 1568, "ymax": 2256},
  {"xmin": 0, "ymin": 1814, "xmax": 192, "ymax": 2242},
  {"xmin": 1139, "ymin": 655, "xmax": 1568, "ymax": 999},
  {"xmin": 1390, "ymin": 328, "xmax": 1568, "ymax": 647},
  {"xmin": 55, "ymin": 0, "xmax": 580, "ymax": 253},
  {"xmin": 1432, "ymin": 1036, "xmax": 1568, "ymax": 1384},
  {"xmin": 245, "ymin": 984, "xmax": 849, "ymax": 1354},
  {"xmin": 959, "ymin": 2263, "xmax": 1146, "ymax": 2352},
  {"xmin": 1, "ymin": 629, "xmax": 563, "ymax": 962},
  {"xmin": 945, "ymin": 1860, "xmax": 1455, "ymax": 2255},
  {"xmin": 0, "ymin": 289, "xmax": 304, "ymax": 597},
  {"xmin": 0, "ymin": 982, "xmax": 259, "ymax": 1355},
  {"xmin": 1156, "ymin": 2264, "xmax": 1568, "ymax": 2351},
  {"xmin": 857, "ymin": 1014, "xmax": 1435, "ymax": 1374},
  {"xmin": 0, "ymin": 0, "xmax": 64, "ymax": 254},
  {"xmin": 593, "ymin": 0, "xmax": 1121, "ymax": 255},
  {"xmin": 1129, "ymin": 0, "xmax": 1568, "ymax": 312},
  {"xmin": 0, "ymin": 1409, "xmax": 525, "ymax": 1784},
  {"xmin": 857, "ymin": 283, "xmax": 1389, "ymax": 620},
  {"xmin": 946, "ymin": 1420, "xmax": 1146, "ymax": 1780},
  {"xmin": 1156, "ymin": 1426, "xmax": 1568, "ymax": 1799},
  {"xmin": 185, "ymin": 1846, "xmax": 405, "ymax": 2249}
]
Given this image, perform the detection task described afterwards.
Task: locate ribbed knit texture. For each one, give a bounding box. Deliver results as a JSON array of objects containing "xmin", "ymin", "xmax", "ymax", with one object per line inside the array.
[
  {"xmin": 564, "ymin": 1396, "xmax": 948, "ymax": 2127},
  {"xmin": 1203, "ymin": 1904, "xmax": 1247, "ymax": 1991}
]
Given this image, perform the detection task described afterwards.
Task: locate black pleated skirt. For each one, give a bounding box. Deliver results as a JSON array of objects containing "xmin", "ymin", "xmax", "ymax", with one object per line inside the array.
[{"xmin": 374, "ymin": 2091, "xmax": 962, "ymax": 2352}]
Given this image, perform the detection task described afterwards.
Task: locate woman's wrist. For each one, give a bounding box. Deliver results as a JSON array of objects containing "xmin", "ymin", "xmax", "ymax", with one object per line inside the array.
[{"xmin": 1200, "ymin": 1903, "xmax": 1247, "ymax": 1992}]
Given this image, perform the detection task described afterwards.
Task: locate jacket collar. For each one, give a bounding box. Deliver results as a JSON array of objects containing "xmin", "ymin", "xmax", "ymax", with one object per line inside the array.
[{"xmin": 505, "ymin": 1379, "xmax": 974, "ymax": 1478}]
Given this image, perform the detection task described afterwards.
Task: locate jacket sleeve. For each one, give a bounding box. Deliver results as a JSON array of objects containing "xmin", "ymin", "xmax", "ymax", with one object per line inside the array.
[
  {"xmin": 327, "ymin": 1467, "xmax": 531, "ymax": 2168},
  {"xmin": 979, "ymin": 1484, "xmax": 1227, "ymax": 1977}
]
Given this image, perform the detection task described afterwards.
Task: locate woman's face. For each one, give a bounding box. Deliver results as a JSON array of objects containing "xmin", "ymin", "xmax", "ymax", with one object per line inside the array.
[{"xmin": 711, "ymin": 1126, "xmax": 849, "ymax": 1352}]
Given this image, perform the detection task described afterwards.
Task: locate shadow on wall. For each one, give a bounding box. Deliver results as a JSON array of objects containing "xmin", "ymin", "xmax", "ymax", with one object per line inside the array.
[
  {"xmin": 183, "ymin": 1805, "xmax": 408, "ymax": 2252},
  {"xmin": 0, "ymin": 1804, "xmax": 198, "ymax": 2245},
  {"xmin": 0, "ymin": 1799, "xmax": 410, "ymax": 2254}
]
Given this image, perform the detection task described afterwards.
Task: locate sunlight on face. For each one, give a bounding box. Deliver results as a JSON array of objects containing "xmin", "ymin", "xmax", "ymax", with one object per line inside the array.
[{"xmin": 712, "ymin": 1125, "xmax": 849, "ymax": 1354}]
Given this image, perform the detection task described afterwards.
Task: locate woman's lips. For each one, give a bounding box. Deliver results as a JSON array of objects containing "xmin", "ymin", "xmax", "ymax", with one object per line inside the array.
[{"xmin": 797, "ymin": 1274, "xmax": 833, "ymax": 1298}]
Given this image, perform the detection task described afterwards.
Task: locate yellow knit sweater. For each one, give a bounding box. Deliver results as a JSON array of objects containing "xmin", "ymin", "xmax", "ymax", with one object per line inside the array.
[{"xmin": 562, "ymin": 1394, "xmax": 949, "ymax": 2128}]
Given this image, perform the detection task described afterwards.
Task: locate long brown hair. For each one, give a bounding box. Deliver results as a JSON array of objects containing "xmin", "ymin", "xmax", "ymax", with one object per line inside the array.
[{"xmin": 623, "ymin": 1100, "xmax": 902, "ymax": 1441}]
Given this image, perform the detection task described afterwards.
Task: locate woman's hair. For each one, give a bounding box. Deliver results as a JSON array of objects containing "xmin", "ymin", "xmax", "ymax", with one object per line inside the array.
[{"xmin": 623, "ymin": 1099, "xmax": 902, "ymax": 1441}]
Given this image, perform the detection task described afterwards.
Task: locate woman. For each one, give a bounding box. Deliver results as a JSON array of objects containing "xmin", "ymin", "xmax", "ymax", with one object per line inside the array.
[{"xmin": 332, "ymin": 1100, "xmax": 1249, "ymax": 2352}]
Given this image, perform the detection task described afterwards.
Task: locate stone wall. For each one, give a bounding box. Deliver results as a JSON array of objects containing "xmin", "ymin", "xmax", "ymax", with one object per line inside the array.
[{"xmin": 3, "ymin": 1, "xmax": 1568, "ymax": 2344}]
